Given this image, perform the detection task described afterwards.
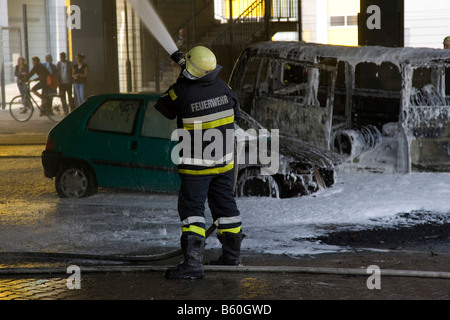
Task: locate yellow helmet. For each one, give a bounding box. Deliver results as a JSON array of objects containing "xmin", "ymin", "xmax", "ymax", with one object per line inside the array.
[
  {"xmin": 444, "ymin": 36, "xmax": 450, "ymax": 45},
  {"xmin": 184, "ymin": 46, "xmax": 217, "ymax": 79}
]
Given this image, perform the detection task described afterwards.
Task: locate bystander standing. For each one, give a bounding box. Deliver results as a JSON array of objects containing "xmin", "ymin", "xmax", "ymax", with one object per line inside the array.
[{"xmin": 57, "ymin": 52, "xmax": 74, "ymax": 114}]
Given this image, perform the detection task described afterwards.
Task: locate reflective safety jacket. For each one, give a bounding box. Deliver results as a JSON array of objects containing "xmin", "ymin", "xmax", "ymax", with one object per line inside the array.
[{"xmin": 155, "ymin": 66, "xmax": 241, "ymax": 176}]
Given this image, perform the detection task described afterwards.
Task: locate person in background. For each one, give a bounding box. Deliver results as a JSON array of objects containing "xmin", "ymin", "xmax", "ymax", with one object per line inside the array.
[
  {"xmin": 73, "ymin": 53, "xmax": 89, "ymax": 107},
  {"xmin": 43, "ymin": 54, "xmax": 58, "ymax": 97},
  {"xmin": 172, "ymin": 28, "xmax": 187, "ymax": 82},
  {"xmin": 14, "ymin": 57, "xmax": 29, "ymax": 111},
  {"xmin": 444, "ymin": 37, "xmax": 450, "ymax": 100},
  {"xmin": 57, "ymin": 52, "xmax": 74, "ymax": 114},
  {"xmin": 444, "ymin": 36, "xmax": 450, "ymax": 50},
  {"xmin": 24, "ymin": 56, "xmax": 50, "ymax": 115}
]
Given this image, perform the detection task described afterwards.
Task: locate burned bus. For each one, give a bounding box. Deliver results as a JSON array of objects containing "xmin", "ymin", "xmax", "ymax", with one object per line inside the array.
[{"xmin": 229, "ymin": 41, "xmax": 450, "ymax": 173}]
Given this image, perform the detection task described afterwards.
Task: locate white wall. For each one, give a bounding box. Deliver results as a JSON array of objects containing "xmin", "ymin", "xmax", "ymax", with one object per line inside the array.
[
  {"xmin": 7, "ymin": 0, "xmax": 67, "ymax": 62},
  {"xmin": 315, "ymin": 0, "xmax": 328, "ymax": 43},
  {"xmin": 404, "ymin": 0, "xmax": 450, "ymax": 48},
  {"xmin": 0, "ymin": 0, "xmax": 8, "ymax": 27}
]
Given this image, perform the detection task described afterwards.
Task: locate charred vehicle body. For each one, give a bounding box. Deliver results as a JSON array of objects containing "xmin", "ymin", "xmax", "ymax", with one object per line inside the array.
[
  {"xmin": 229, "ymin": 42, "xmax": 450, "ymax": 173},
  {"xmin": 234, "ymin": 110, "xmax": 340, "ymax": 198}
]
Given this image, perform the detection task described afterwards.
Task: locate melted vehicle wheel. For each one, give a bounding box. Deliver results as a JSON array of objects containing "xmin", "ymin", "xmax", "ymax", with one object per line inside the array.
[
  {"xmin": 237, "ymin": 168, "xmax": 280, "ymax": 198},
  {"xmin": 55, "ymin": 164, "xmax": 98, "ymax": 198}
]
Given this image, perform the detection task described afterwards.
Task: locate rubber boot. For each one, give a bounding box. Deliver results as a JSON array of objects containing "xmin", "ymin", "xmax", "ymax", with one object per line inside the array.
[
  {"xmin": 210, "ymin": 231, "xmax": 244, "ymax": 266},
  {"xmin": 165, "ymin": 234, "xmax": 205, "ymax": 279}
]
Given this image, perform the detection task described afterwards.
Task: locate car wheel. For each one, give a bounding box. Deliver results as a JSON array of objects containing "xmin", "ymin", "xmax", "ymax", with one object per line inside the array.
[
  {"xmin": 55, "ymin": 164, "xmax": 98, "ymax": 198},
  {"xmin": 236, "ymin": 168, "xmax": 280, "ymax": 198}
]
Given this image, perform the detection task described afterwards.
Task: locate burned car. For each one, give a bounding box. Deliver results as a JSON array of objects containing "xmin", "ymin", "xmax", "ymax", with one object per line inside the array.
[
  {"xmin": 229, "ymin": 41, "xmax": 450, "ymax": 173},
  {"xmin": 234, "ymin": 110, "xmax": 340, "ymax": 198}
]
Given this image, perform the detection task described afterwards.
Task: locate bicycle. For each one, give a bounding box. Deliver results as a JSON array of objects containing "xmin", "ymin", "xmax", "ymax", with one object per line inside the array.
[{"xmin": 9, "ymin": 84, "xmax": 66, "ymax": 122}]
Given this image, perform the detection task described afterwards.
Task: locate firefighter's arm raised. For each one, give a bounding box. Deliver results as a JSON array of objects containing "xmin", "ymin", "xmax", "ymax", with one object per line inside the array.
[{"xmin": 154, "ymin": 87, "xmax": 180, "ymax": 120}]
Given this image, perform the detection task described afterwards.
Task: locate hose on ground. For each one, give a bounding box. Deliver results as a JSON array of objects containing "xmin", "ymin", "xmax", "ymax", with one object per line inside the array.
[
  {"xmin": 0, "ymin": 264, "xmax": 449, "ymax": 279},
  {"xmin": 0, "ymin": 224, "xmax": 217, "ymax": 263}
]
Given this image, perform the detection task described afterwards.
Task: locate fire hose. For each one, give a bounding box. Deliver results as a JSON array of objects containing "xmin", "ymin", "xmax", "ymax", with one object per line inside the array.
[
  {"xmin": 0, "ymin": 223, "xmax": 216, "ymax": 264},
  {"xmin": 0, "ymin": 261, "xmax": 449, "ymax": 279},
  {"xmin": 1, "ymin": 233, "xmax": 449, "ymax": 279}
]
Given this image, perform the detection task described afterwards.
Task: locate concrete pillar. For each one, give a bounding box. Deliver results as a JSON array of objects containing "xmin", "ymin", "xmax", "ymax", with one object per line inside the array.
[{"xmin": 70, "ymin": 0, "xmax": 119, "ymax": 97}]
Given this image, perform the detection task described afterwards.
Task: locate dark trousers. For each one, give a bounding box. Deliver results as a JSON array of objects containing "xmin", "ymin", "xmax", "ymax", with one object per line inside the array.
[
  {"xmin": 59, "ymin": 83, "xmax": 74, "ymax": 114},
  {"xmin": 31, "ymin": 82, "xmax": 50, "ymax": 112},
  {"xmin": 178, "ymin": 170, "xmax": 241, "ymax": 236},
  {"xmin": 17, "ymin": 82, "xmax": 31, "ymax": 110}
]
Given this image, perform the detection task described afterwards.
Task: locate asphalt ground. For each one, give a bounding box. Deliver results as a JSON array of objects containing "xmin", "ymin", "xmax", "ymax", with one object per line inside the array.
[
  {"xmin": 0, "ymin": 109, "xmax": 53, "ymax": 144},
  {"xmin": 0, "ymin": 248, "xmax": 449, "ymax": 302}
]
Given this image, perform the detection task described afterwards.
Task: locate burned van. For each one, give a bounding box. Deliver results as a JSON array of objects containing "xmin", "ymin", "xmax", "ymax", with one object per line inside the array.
[{"xmin": 229, "ymin": 41, "xmax": 450, "ymax": 173}]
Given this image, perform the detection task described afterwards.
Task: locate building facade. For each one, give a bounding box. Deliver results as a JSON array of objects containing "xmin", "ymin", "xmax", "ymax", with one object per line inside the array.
[{"xmin": 1, "ymin": 0, "xmax": 450, "ymax": 109}]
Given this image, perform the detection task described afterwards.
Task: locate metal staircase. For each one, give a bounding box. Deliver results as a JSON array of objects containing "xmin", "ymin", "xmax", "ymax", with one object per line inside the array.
[
  {"xmin": 192, "ymin": 0, "xmax": 299, "ymax": 79},
  {"xmin": 211, "ymin": 0, "xmax": 267, "ymax": 46}
]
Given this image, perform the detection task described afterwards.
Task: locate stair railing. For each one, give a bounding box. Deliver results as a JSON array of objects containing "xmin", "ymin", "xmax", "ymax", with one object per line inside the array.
[{"xmin": 212, "ymin": 0, "xmax": 266, "ymax": 46}]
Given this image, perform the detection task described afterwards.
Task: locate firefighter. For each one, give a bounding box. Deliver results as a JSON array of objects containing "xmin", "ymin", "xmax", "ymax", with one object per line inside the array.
[{"xmin": 155, "ymin": 46, "xmax": 243, "ymax": 279}]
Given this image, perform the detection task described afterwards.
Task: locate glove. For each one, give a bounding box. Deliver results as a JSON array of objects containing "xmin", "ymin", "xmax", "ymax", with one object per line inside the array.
[{"xmin": 171, "ymin": 50, "xmax": 186, "ymax": 70}]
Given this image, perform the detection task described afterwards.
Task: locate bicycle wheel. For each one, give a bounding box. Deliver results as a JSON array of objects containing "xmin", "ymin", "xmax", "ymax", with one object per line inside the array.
[
  {"xmin": 9, "ymin": 95, "xmax": 34, "ymax": 122},
  {"xmin": 46, "ymin": 95, "xmax": 66, "ymax": 122}
]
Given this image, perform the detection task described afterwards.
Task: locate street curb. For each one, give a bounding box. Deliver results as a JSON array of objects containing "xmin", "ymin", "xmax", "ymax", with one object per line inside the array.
[{"xmin": 0, "ymin": 133, "xmax": 47, "ymax": 145}]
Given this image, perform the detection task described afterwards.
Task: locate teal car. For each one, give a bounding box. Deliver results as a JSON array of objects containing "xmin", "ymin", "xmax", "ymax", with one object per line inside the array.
[
  {"xmin": 42, "ymin": 93, "xmax": 340, "ymax": 198},
  {"xmin": 42, "ymin": 93, "xmax": 180, "ymax": 198}
]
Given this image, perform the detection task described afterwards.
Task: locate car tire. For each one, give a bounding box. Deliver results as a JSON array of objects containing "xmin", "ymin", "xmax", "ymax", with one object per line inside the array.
[
  {"xmin": 236, "ymin": 168, "xmax": 280, "ymax": 198},
  {"xmin": 55, "ymin": 163, "xmax": 98, "ymax": 198}
]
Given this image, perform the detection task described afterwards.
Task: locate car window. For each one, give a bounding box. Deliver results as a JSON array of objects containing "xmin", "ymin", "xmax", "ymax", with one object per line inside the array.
[
  {"xmin": 141, "ymin": 100, "xmax": 178, "ymax": 139},
  {"xmin": 267, "ymin": 60, "xmax": 309, "ymax": 95},
  {"xmin": 355, "ymin": 62, "xmax": 401, "ymax": 92},
  {"xmin": 87, "ymin": 99, "xmax": 141, "ymax": 134},
  {"xmin": 283, "ymin": 63, "xmax": 308, "ymax": 85},
  {"xmin": 410, "ymin": 66, "xmax": 447, "ymax": 107},
  {"xmin": 267, "ymin": 60, "xmax": 323, "ymax": 107},
  {"xmin": 242, "ymin": 58, "xmax": 261, "ymax": 92}
]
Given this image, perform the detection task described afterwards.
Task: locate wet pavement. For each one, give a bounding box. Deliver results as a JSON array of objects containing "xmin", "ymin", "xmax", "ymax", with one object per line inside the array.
[
  {"xmin": 0, "ymin": 109, "xmax": 53, "ymax": 144},
  {"xmin": 0, "ymin": 142, "xmax": 449, "ymax": 304},
  {"xmin": 0, "ymin": 249, "xmax": 449, "ymax": 302}
]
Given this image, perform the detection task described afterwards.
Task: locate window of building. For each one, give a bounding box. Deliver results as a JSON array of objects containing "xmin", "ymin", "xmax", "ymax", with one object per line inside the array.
[
  {"xmin": 330, "ymin": 15, "xmax": 358, "ymax": 27},
  {"xmin": 347, "ymin": 15, "xmax": 358, "ymax": 26},
  {"xmin": 330, "ymin": 16, "xmax": 345, "ymax": 27}
]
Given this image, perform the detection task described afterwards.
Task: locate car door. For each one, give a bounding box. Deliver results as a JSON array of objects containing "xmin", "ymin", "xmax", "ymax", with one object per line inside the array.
[
  {"xmin": 85, "ymin": 97, "xmax": 144, "ymax": 189},
  {"xmin": 134, "ymin": 98, "xmax": 180, "ymax": 193}
]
